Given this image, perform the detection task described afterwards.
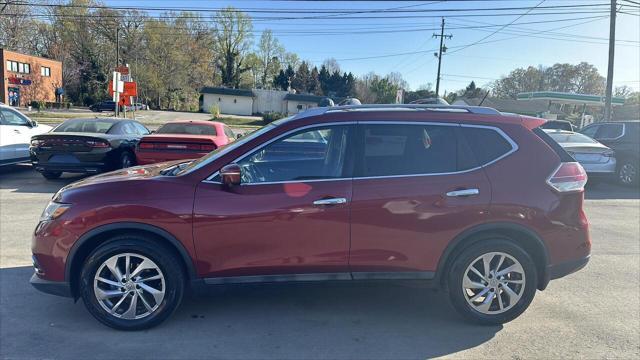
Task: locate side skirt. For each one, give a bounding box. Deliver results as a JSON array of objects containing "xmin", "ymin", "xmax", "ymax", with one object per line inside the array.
[{"xmin": 200, "ymin": 271, "xmax": 436, "ymax": 286}]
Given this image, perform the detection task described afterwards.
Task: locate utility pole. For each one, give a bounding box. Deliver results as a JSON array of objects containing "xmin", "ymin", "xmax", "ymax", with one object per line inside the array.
[
  {"xmin": 604, "ymin": 0, "xmax": 616, "ymax": 122},
  {"xmin": 433, "ymin": 18, "xmax": 452, "ymax": 99},
  {"xmin": 116, "ymin": 27, "xmax": 120, "ymax": 67}
]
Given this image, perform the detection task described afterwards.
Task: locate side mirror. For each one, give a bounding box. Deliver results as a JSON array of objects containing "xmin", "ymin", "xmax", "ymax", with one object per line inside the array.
[
  {"xmin": 30, "ymin": 120, "xmax": 38, "ymax": 127},
  {"xmin": 236, "ymin": 133, "xmax": 243, "ymax": 139},
  {"xmin": 220, "ymin": 163, "xmax": 241, "ymax": 187}
]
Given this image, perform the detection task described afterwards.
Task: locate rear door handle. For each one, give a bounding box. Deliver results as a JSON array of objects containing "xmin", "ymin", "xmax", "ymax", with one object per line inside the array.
[
  {"xmin": 313, "ymin": 197, "xmax": 347, "ymax": 206},
  {"xmin": 446, "ymin": 188, "xmax": 479, "ymax": 197}
]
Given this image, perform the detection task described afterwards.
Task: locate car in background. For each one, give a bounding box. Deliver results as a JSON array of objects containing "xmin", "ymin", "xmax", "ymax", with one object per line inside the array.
[
  {"xmin": 0, "ymin": 104, "xmax": 52, "ymax": 166},
  {"xmin": 30, "ymin": 118, "xmax": 150, "ymax": 179},
  {"xmin": 126, "ymin": 103, "xmax": 148, "ymax": 111},
  {"xmin": 580, "ymin": 120, "xmax": 640, "ymax": 185},
  {"xmin": 31, "ymin": 105, "xmax": 590, "ymax": 330},
  {"xmin": 135, "ymin": 120, "xmax": 236, "ymax": 165},
  {"xmin": 540, "ymin": 120, "xmax": 576, "ymax": 132},
  {"xmin": 544, "ymin": 129, "xmax": 615, "ymax": 181},
  {"xmin": 89, "ymin": 101, "xmax": 117, "ymax": 112}
]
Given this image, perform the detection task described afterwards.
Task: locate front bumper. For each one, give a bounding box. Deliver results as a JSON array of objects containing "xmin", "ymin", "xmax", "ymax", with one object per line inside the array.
[{"xmin": 30, "ymin": 273, "xmax": 73, "ymax": 298}]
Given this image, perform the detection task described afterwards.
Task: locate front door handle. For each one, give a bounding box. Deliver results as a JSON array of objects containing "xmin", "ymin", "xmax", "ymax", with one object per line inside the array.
[
  {"xmin": 446, "ymin": 188, "xmax": 479, "ymax": 197},
  {"xmin": 313, "ymin": 197, "xmax": 347, "ymax": 206}
]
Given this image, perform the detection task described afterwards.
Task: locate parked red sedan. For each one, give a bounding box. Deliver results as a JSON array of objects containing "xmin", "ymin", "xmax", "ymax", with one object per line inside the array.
[{"xmin": 135, "ymin": 120, "xmax": 236, "ymax": 165}]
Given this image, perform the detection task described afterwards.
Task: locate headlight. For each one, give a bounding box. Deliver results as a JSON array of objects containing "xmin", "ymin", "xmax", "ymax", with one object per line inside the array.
[{"xmin": 40, "ymin": 201, "xmax": 71, "ymax": 222}]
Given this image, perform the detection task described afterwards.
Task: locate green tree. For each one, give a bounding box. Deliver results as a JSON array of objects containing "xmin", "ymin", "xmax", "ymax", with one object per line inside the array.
[
  {"xmin": 212, "ymin": 7, "xmax": 253, "ymax": 88},
  {"xmin": 256, "ymin": 30, "xmax": 283, "ymax": 88}
]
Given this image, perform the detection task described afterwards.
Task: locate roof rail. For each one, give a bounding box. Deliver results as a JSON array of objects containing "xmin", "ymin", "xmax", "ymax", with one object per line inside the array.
[{"xmin": 322, "ymin": 104, "xmax": 501, "ymax": 115}]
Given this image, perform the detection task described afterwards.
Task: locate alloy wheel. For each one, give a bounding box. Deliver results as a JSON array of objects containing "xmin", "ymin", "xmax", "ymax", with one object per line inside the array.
[
  {"xmin": 462, "ymin": 252, "xmax": 526, "ymax": 315},
  {"xmin": 619, "ymin": 163, "xmax": 637, "ymax": 185},
  {"xmin": 93, "ymin": 253, "xmax": 165, "ymax": 320}
]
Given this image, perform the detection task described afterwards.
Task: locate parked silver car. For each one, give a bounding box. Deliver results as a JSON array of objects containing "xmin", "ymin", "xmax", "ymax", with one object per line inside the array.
[{"xmin": 545, "ymin": 129, "xmax": 616, "ymax": 180}]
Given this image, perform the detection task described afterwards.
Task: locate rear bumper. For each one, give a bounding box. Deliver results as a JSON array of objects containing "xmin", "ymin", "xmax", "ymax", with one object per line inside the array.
[
  {"xmin": 136, "ymin": 151, "xmax": 205, "ymax": 165},
  {"xmin": 581, "ymin": 159, "xmax": 616, "ymax": 175},
  {"xmin": 33, "ymin": 162, "xmax": 107, "ymax": 174},
  {"xmin": 30, "ymin": 273, "xmax": 73, "ymax": 298},
  {"xmin": 539, "ymin": 255, "xmax": 590, "ymax": 290}
]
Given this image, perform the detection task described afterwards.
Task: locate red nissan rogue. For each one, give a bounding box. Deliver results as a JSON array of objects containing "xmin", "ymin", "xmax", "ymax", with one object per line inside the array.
[{"xmin": 31, "ymin": 105, "xmax": 590, "ymax": 330}]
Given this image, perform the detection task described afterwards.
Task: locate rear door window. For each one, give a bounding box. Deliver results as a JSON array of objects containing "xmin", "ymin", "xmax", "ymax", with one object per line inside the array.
[
  {"xmin": 460, "ymin": 126, "xmax": 514, "ymax": 165},
  {"xmin": 595, "ymin": 124, "xmax": 624, "ymax": 140},
  {"xmin": 580, "ymin": 124, "xmax": 600, "ymax": 138},
  {"xmin": 355, "ymin": 124, "xmax": 459, "ymax": 177}
]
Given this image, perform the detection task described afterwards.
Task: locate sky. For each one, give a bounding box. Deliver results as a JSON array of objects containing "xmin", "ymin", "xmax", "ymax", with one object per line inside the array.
[{"xmin": 102, "ymin": 0, "xmax": 640, "ymax": 94}]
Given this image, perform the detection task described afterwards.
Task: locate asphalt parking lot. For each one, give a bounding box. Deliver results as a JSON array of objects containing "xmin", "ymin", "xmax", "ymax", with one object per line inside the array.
[{"xmin": 1, "ymin": 165, "xmax": 638, "ymax": 359}]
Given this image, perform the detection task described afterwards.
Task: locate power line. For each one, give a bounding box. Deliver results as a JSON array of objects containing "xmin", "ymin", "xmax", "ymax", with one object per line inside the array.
[{"xmin": 448, "ymin": 0, "xmax": 547, "ymax": 55}]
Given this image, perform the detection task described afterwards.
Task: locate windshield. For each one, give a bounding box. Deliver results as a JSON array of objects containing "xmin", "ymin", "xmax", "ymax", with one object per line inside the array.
[
  {"xmin": 54, "ymin": 119, "xmax": 115, "ymax": 133},
  {"xmin": 548, "ymin": 132, "xmax": 598, "ymax": 144},
  {"xmin": 156, "ymin": 123, "xmax": 217, "ymax": 136},
  {"xmin": 176, "ymin": 123, "xmax": 277, "ymax": 175}
]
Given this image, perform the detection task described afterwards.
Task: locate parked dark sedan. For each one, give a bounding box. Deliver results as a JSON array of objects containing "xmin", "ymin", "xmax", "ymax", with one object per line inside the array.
[
  {"xmin": 30, "ymin": 118, "xmax": 150, "ymax": 179},
  {"xmin": 580, "ymin": 120, "xmax": 640, "ymax": 185},
  {"xmin": 89, "ymin": 101, "xmax": 117, "ymax": 112}
]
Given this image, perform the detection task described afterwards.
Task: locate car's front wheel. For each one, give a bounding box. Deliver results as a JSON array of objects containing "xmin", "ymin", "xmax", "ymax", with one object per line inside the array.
[
  {"xmin": 448, "ymin": 239, "xmax": 537, "ymax": 325},
  {"xmin": 79, "ymin": 235, "xmax": 185, "ymax": 330}
]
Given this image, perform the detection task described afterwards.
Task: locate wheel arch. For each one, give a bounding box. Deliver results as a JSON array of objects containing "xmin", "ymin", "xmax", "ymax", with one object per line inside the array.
[
  {"xmin": 65, "ymin": 222, "xmax": 197, "ymax": 298},
  {"xmin": 435, "ymin": 222, "xmax": 550, "ymax": 291}
]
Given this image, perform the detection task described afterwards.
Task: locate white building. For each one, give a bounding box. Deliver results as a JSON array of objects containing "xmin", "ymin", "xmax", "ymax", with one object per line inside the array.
[
  {"xmin": 200, "ymin": 87, "xmax": 255, "ymax": 116},
  {"xmin": 200, "ymin": 87, "xmax": 328, "ymax": 116}
]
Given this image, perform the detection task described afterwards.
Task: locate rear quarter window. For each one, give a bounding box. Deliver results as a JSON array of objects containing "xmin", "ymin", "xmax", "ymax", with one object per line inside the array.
[{"xmin": 460, "ymin": 126, "xmax": 514, "ymax": 165}]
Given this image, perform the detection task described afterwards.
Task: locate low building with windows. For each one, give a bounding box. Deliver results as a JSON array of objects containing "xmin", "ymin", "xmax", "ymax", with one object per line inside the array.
[
  {"xmin": 284, "ymin": 93, "xmax": 326, "ymax": 115},
  {"xmin": 200, "ymin": 87, "xmax": 329, "ymax": 116},
  {"xmin": 200, "ymin": 87, "xmax": 255, "ymax": 116},
  {"xmin": 1, "ymin": 49, "xmax": 63, "ymax": 107}
]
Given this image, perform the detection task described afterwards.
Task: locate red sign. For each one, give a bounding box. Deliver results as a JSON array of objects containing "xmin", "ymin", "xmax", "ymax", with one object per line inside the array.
[
  {"xmin": 108, "ymin": 81, "xmax": 137, "ymax": 106},
  {"xmin": 115, "ymin": 66, "xmax": 129, "ymax": 75},
  {"xmin": 8, "ymin": 77, "xmax": 32, "ymax": 85}
]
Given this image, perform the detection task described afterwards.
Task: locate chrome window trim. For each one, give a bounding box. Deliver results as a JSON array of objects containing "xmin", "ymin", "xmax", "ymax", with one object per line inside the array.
[{"xmin": 201, "ymin": 121, "xmax": 518, "ymax": 185}]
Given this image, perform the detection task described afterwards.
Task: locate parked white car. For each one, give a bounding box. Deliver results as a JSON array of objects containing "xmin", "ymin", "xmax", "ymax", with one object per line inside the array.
[{"xmin": 0, "ymin": 104, "xmax": 52, "ymax": 166}]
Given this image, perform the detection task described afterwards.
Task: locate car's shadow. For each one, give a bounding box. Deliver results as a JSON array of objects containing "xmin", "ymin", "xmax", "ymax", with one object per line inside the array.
[
  {"xmin": 1, "ymin": 266, "xmax": 500, "ymax": 359},
  {"xmin": 0, "ymin": 164, "xmax": 86, "ymax": 193}
]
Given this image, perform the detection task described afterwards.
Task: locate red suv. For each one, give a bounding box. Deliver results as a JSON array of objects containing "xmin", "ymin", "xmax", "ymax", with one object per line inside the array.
[{"xmin": 31, "ymin": 105, "xmax": 590, "ymax": 330}]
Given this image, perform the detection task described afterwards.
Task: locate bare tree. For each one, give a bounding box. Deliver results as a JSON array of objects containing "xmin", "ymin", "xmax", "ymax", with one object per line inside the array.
[{"xmin": 212, "ymin": 7, "xmax": 253, "ymax": 88}]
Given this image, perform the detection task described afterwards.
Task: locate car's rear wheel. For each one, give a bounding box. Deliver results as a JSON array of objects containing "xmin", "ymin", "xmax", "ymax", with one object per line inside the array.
[
  {"xmin": 448, "ymin": 239, "xmax": 537, "ymax": 325},
  {"xmin": 79, "ymin": 236, "xmax": 184, "ymax": 330},
  {"xmin": 41, "ymin": 171, "xmax": 62, "ymax": 180},
  {"xmin": 120, "ymin": 152, "xmax": 134, "ymax": 169},
  {"xmin": 617, "ymin": 159, "xmax": 638, "ymax": 186}
]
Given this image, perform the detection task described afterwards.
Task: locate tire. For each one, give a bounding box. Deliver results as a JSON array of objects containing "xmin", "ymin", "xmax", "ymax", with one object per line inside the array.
[
  {"xmin": 447, "ymin": 239, "xmax": 537, "ymax": 325},
  {"xmin": 79, "ymin": 235, "xmax": 185, "ymax": 330},
  {"xmin": 120, "ymin": 152, "xmax": 134, "ymax": 169},
  {"xmin": 41, "ymin": 171, "xmax": 62, "ymax": 180},
  {"xmin": 617, "ymin": 159, "xmax": 639, "ymax": 186}
]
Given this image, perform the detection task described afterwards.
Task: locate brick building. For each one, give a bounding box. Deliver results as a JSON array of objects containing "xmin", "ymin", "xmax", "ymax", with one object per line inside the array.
[{"xmin": 1, "ymin": 49, "xmax": 63, "ymax": 106}]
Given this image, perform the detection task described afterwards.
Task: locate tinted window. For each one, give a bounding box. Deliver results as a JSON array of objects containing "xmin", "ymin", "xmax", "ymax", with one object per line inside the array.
[
  {"xmin": 358, "ymin": 124, "xmax": 458, "ymax": 177},
  {"xmin": 461, "ymin": 127, "xmax": 513, "ymax": 165},
  {"xmin": 0, "ymin": 109, "xmax": 30, "ymax": 126},
  {"xmin": 236, "ymin": 125, "xmax": 350, "ymax": 184},
  {"xmin": 223, "ymin": 126, "xmax": 235, "ymax": 138},
  {"xmin": 55, "ymin": 119, "xmax": 115, "ymax": 133},
  {"xmin": 580, "ymin": 125, "xmax": 600, "ymax": 138},
  {"xmin": 596, "ymin": 124, "xmax": 624, "ymax": 139},
  {"xmin": 121, "ymin": 123, "xmax": 137, "ymax": 135},
  {"xmin": 548, "ymin": 132, "xmax": 597, "ymax": 144},
  {"xmin": 157, "ymin": 123, "xmax": 217, "ymax": 136},
  {"xmin": 133, "ymin": 122, "xmax": 150, "ymax": 135}
]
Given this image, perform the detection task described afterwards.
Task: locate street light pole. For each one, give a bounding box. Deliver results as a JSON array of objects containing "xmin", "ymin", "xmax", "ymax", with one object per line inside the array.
[{"xmin": 604, "ymin": 0, "xmax": 616, "ymax": 122}]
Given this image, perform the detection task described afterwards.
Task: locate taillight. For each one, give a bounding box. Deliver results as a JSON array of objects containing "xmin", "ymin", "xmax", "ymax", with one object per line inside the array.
[
  {"xmin": 546, "ymin": 162, "xmax": 588, "ymax": 193},
  {"xmin": 603, "ymin": 150, "xmax": 615, "ymax": 158},
  {"xmin": 31, "ymin": 139, "xmax": 44, "ymax": 147},
  {"xmin": 139, "ymin": 142, "xmax": 155, "ymax": 149},
  {"xmin": 200, "ymin": 144, "xmax": 216, "ymax": 151},
  {"xmin": 85, "ymin": 140, "xmax": 110, "ymax": 148}
]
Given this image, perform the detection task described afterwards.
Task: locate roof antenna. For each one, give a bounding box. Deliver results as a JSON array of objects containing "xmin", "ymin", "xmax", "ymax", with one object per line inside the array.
[{"xmin": 478, "ymin": 90, "xmax": 490, "ymax": 106}]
